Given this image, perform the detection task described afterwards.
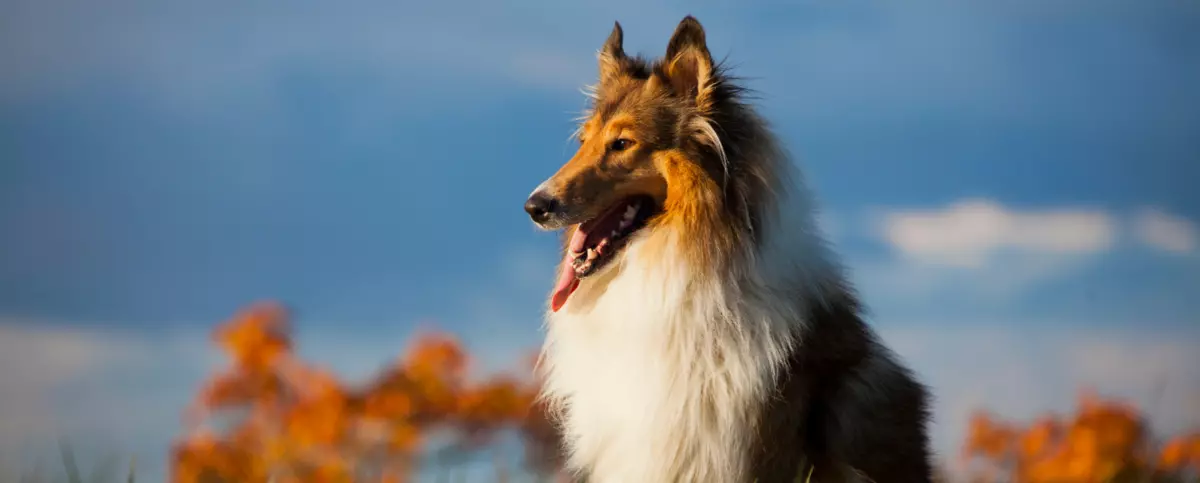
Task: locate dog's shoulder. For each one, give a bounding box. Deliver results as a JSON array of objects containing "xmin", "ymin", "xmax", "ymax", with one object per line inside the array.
[{"xmin": 752, "ymin": 287, "xmax": 935, "ymax": 482}]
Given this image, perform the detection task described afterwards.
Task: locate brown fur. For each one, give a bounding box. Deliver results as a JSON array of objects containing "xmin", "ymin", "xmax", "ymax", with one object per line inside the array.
[{"xmin": 533, "ymin": 16, "xmax": 934, "ymax": 482}]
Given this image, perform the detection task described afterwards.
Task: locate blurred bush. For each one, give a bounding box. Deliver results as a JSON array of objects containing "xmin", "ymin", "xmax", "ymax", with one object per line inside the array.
[
  {"xmin": 170, "ymin": 302, "xmax": 564, "ymax": 483},
  {"xmin": 964, "ymin": 391, "xmax": 1200, "ymax": 482}
]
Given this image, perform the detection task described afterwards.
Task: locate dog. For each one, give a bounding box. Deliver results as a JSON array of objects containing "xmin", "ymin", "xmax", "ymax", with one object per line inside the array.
[{"xmin": 523, "ymin": 16, "xmax": 934, "ymax": 482}]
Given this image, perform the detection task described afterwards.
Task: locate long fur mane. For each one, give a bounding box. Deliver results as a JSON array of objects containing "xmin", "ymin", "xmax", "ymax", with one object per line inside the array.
[
  {"xmin": 539, "ymin": 66, "xmax": 842, "ymax": 483},
  {"xmin": 535, "ymin": 19, "xmax": 932, "ymax": 483}
]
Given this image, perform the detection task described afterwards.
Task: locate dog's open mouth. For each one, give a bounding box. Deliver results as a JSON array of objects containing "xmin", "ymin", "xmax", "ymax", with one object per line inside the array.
[{"xmin": 550, "ymin": 195, "xmax": 659, "ymax": 312}]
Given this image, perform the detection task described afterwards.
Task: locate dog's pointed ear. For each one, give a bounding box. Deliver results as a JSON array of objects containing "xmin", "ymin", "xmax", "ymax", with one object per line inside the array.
[
  {"xmin": 662, "ymin": 16, "xmax": 715, "ymax": 111},
  {"xmin": 598, "ymin": 21, "xmax": 626, "ymax": 83}
]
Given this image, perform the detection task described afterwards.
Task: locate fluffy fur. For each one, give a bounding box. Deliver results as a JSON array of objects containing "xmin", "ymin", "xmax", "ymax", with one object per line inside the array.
[{"xmin": 526, "ymin": 17, "xmax": 933, "ymax": 482}]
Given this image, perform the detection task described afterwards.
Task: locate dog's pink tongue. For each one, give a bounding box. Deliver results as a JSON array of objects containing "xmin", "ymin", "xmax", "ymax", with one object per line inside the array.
[
  {"xmin": 551, "ymin": 227, "xmax": 590, "ymax": 312},
  {"xmin": 550, "ymin": 263, "xmax": 579, "ymax": 312}
]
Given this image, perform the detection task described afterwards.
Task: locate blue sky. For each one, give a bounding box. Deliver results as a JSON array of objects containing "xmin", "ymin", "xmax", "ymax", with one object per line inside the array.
[{"xmin": 2, "ymin": 0, "xmax": 1199, "ymax": 480}]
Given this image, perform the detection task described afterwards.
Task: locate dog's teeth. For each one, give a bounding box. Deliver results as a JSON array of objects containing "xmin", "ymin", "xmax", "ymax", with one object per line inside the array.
[
  {"xmin": 610, "ymin": 229, "xmax": 619, "ymax": 238},
  {"xmin": 624, "ymin": 205, "xmax": 637, "ymax": 220},
  {"xmin": 619, "ymin": 219, "xmax": 631, "ymax": 230}
]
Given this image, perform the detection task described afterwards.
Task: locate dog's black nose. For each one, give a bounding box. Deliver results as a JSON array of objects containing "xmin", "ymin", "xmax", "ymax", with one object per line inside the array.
[{"xmin": 525, "ymin": 192, "xmax": 559, "ymax": 224}]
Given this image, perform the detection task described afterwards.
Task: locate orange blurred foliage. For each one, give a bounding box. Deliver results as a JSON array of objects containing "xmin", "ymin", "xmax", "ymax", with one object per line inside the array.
[
  {"xmin": 171, "ymin": 302, "xmax": 563, "ymax": 483},
  {"xmin": 964, "ymin": 390, "xmax": 1200, "ymax": 482},
  {"xmin": 175, "ymin": 302, "xmax": 1199, "ymax": 482}
]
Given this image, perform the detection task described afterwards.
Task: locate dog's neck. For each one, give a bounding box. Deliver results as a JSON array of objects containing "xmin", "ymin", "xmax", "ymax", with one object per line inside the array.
[{"xmin": 539, "ymin": 168, "xmax": 838, "ymax": 482}]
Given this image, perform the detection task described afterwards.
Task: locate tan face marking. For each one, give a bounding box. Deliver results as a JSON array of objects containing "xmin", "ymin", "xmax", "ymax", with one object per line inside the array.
[
  {"xmin": 529, "ymin": 87, "xmax": 670, "ymax": 229},
  {"xmin": 525, "ymin": 17, "xmax": 719, "ymax": 232}
]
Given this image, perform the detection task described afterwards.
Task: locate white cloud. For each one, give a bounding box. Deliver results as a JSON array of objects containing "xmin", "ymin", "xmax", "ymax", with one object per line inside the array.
[
  {"xmin": 0, "ymin": 324, "xmax": 157, "ymax": 436},
  {"xmin": 879, "ymin": 199, "xmax": 1116, "ymax": 268},
  {"xmin": 1132, "ymin": 208, "xmax": 1198, "ymax": 255},
  {"xmin": 0, "ymin": 321, "xmax": 213, "ymax": 482},
  {"xmin": 850, "ymin": 200, "xmax": 1200, "ymax": 314},
  {"xmin": 850, "ymin": 199, "xmax": 1121, "ymax": 306}
]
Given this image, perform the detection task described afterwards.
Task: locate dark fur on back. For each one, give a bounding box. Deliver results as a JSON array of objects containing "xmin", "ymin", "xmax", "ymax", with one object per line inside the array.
[{"xmin": 754, "ymin": 285, "xmax": 935, "ymax": 481}]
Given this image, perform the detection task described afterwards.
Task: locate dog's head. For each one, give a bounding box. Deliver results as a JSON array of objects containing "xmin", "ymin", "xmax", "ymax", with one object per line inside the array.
[{"xmin": 524, "ymin": 16, "xmax": 731, "ymax": 311}]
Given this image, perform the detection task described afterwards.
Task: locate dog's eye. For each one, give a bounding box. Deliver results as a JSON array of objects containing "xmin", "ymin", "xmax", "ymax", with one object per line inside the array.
[{"xmin": 609, "ymin": 138, "xmax": 634, "ymax": 152}]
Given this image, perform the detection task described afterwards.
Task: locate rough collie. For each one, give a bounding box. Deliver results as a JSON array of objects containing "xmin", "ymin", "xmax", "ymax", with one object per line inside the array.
[{"xmin": 523, "ymin": 16, "xmax": 933, "ymax": 482}]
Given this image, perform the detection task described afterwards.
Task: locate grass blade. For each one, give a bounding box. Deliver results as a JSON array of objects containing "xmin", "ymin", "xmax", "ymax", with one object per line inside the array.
[{"xmin": 57, "ymin": 440, "xmax": 81, "ymax": 483}]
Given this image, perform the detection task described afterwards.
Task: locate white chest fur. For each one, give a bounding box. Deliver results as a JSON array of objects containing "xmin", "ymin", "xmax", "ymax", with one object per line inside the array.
[{"xmin": 540, "ymin": 231, "xmax": 809, "ymax": 482}]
